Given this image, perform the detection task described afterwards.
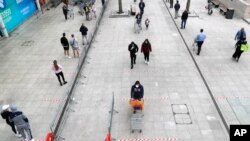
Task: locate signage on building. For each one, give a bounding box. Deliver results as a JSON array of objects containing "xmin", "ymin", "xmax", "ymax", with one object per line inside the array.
[{"xmin": 0, "ymin": 0, "xmax": 36, "ymax": 32}]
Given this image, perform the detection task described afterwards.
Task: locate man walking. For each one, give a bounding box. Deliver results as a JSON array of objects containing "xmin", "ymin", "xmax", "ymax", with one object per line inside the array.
[
  {"xmin": 9, "ymin": 106, "xmax": 34, "ymax": 141},
  {"xmin": 170, "ymin": 0, "xmax": 174, "ymax": 8},
  {"xmin": 232, "ymin": 40, "xmax": 248, "ymax": 62},
  {"xmin": 195, "ymin": 29, "xmax": 206, "ymax": 55},
  {"xmin": 79, "ymin": 23, "xmax": 88, "ymax": 45},
  {"xmin": 128, "ymin": 41, "xmax": 139, "ymax": 69},
  {"xmin": 62, "ymin": 4, "xmax": 68, "ymax": 20},
  {"xmin": 1, "ymin": 105, "xmax": 21, "ymax": 138},
  {"xmin": 174, "ymin": 1, "xmax": 180, "ymax": 19},
  {"xmin": 139, "ymin": 0, "xmax": 145, "ymax": 16},
  {"xmin": 181, "ymin": 10, "xmax": 188, "ymax": 29},
  {"xmin": 60, "ymin": 33, "xmax": 71, "ymax": 58},
  {"xmin": 235, "ymin": 28, "xmax": 246, "ymax": 42}
]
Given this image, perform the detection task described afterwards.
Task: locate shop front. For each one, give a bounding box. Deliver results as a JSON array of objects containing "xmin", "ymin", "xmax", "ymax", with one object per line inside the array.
[{"xmin": 0, "ymin": 0, "xmax": 37, "ymax": 34}]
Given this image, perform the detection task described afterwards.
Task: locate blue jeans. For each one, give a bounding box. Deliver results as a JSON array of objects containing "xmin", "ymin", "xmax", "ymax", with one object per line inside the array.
[{"xmin": 181, "ymin": 20, "xmax": 187, "ymax": 29}]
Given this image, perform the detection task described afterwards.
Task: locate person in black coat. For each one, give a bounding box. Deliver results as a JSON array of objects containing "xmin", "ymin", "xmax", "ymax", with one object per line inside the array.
[
  {"xmin": 60, "ymin": 33, "xmax": 70, "ymax": 58},
  {"xmin": 170, "ymin": 0, "xmax": 174, "ymax": 8},
  {"xmin": 128, "ymin": 41, "xmax": 139, "ymax": 69},
  {"xmin": 62, "ymin": 5, "xmax": 68, "ymax": 20},
  {"xmin": 181, "ymin": 10, "xmax": 188, "ymax": 29},
  {"xmin": 232, "ymin": 40, "xmax": 248, "ymax": 62},
  {"xmin": 79, "ymin": 23, "xmax": 88, "ymax": 45},
  {"xmin": 174, "ymin": 1, "xmax": 180, "ymax": 19},
  {"xmin": 139, "ymin": 0, "xmax": 145, "ymax": 16},
  {"xmin": 1, "ymin": 105, "xmax": 21, "ymax": 137},
  {"xmin": 131, "ymin": 81, "xmax": 144, "ymax": 100}
]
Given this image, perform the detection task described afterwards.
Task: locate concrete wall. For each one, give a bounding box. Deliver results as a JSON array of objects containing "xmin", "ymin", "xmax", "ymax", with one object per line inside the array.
[{"xmin": 219, "ymin": 0, "xmax": 250, "ymax": 18}]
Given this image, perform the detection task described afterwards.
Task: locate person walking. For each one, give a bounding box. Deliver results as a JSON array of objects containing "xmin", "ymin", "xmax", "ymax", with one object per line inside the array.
[
  {"xmin": 60, "ymin": 33, "xmax": 71, "ymax": 58},
  {"xmin": 52, "ymin": 60, "xmax": 67, "ymax": 86},
  {"xmin": 130, "ymin": 81, "xmax": 144, "ymax": 113},
  {"xmin": 101, "ymin": 0, "xmax": 105, "ymax": 6},
  {"xmin": 235, "ymin": 28, "xmax": 246, "ymax": 42},
  {"xmin": 170, "ymin": 0, "xmax": 174, "ymax": 8},
  {"xmin": 69, "ymin": 34, "xmax": 80, "ymax": 58},
  {"xmin": 181, "ymin": 10, "xmax": 188, "ymax": 29},
  {"xmin": 79, "ymin": 23, "xmax": 88, "ymax": 45},
  {"xmin": 84, "ymin": 4, "xmax": 91, "ymax": 20},
  {"xmin": 135, "ymin": 13, "xmax": 142, "ymax": 33},
  {"xmin": 91, "ymin": 2, "xmax": 97, "ymax": 18},
  {"xmin": 195, "ymin": 29, "xmax": 206, "ymax": 55},
  {"xmin": 145, "ymin": 18, "xmax": 150, "ymax": 29},
  {"xmin": 9, "ymin": 106, "xmax": 34, "ymax": 141},
  {"xmin": 174, "ymin": 1, "xmax": 180, "ymax": 19},
  {"xmin": 62, "ymin": 4, "xmax": 68, "ymax": 20},
  {"xmin": 128, "ymin": 41, "xmax": 139, "ymax": 69},
  {"xmin": 232, "ymin": 40, "xmax": 248, "ymax": 62},
  {"xmin": 141, "ymin": 39, "xmax": 152, "ymax": 65},
  {"xmin": 139, "ymin": 0, "xmax": 145, "ymax": 16},
  {"xmin": 1, "ymin": 105, "xmax": 21, "ymax": 138}
]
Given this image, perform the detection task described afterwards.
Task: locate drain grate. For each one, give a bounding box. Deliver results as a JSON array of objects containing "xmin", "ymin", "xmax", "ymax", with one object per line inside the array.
[
  {"xmin": 21, "ymin": 40, "xmax": 35, "ymax": 46},
  {"xmin": 171, "ymin": 104, "xmax": 192, "ymax": 124}
]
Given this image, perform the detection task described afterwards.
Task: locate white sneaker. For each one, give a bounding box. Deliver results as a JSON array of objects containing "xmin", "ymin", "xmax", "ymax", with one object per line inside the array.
[
  {"xmin": 68, "ymin": 56, "xmax": 72, "ymax": 58},
  {"xmin": 147, "ymin": 61, "xmax": 149, "ymax": 65},
  {"xmin": 145, "ymin": 61, "xmax": 147, "ymax": 64},
  {"xmin": 31, "ymin": 138, "xmax": 35, "ymax": 141},
  {"xmin": 15, "ymin": 133, "xmax": 22, "ymax": 138}
]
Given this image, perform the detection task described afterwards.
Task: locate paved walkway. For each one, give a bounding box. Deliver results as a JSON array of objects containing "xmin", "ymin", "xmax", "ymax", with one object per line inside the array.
[
  {"xmin": 0, "ymin": 0, "xmax": 250, "ymax": 141},
  {"xmin": 0, "ymin": 1, "xmax": 103, "ymax": 140},
  {"xmin": 59, "ymin": 0, "xmax": 248, "ymax": 141}
]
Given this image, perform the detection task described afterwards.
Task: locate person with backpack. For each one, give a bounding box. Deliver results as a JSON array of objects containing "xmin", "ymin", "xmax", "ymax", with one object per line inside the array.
[
  {"xmin": 69, "ymin": 34, "xmax": 80, "ymax": 58},
  {"xmin": 232, "ymin": 40, "xmax": 248, "ymax": 62},
  {"xmin": 9, "ymin": 106, "xmax": 34, "ymax": 141},
  {"xmin": 79, "ymin": 23, "xmax": 88, "ymax": 45},
  {"xmin": 1, "ymin": 105, "xmax": 21, "ymax": 138}
]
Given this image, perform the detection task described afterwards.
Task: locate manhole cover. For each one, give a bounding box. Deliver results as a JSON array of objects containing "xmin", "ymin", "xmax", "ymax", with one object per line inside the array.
[
  {"xmin": 21, "ymin": 41, "xmax": 35, "ymax": 46},
  {"xmin": 172, "ymin": 104, "xmax": 188, "ymax": 114}
]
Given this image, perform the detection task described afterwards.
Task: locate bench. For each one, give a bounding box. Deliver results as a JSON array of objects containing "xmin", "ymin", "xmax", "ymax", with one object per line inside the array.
[
  {"xmin": 211, "ymin": 0, "xmax": 220, "ymax": 8},
  {"xmin": 219, "ymin": 4, "xmax": 227, "ymax": 15}
]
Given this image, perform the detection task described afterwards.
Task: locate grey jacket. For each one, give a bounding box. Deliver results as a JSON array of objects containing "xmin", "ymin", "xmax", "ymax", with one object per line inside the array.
[{"xmin": 9, "ymin": 111, "xmax": 30, "ymax": 128}]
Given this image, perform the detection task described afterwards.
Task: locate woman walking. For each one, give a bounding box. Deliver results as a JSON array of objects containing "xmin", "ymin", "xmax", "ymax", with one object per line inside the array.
[
  {"xmin": 141, "ymin": 39, "xmax": 152, "ymax": 65},
  {"xmin": 52, "ymin": 60, "xmax": 67, "ymax": 86}
]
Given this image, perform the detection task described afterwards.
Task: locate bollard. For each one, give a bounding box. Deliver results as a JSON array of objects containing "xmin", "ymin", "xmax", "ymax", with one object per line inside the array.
[
  {"xmin": 45, "ymin": 131, "xmax": 55, "ymax": 141},
  {"xmin": 105, "ymin": 133, "xmax": 111, "ymax": 141}
]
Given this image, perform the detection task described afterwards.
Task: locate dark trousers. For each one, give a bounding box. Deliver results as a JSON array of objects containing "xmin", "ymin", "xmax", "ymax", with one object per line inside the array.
[
  {"xmin": 181, "ymin": 20, "xmax": 187, "ymax": 28},
  {"xmin": 56, "ymin": 72, "xmax": 66, "ymax": 85},
  {"xmin": 63, "ymin": 12, "xmax": 67, "ymax": 20},
  {"xmin": 197, "ymin": 41, "xmax": 204, "ymax": 55},
  {"xmin": 143, "ymin": 52, "xmax": 149, "ymax": 61},
  {"xmin": 140, "ymin": 9, "xmax": 144, "ymax": 16},
  {"xmin": 130, "ymin": 54, "xmax": 136, "ymax": 67},
  {"xmin": 7, "ymin": 121, "xmax": 17, "ymax": 134},
  {"xmin": 101, "ymin": 0, "xmax": 105, "ymax": 6},
  {"xmin": 232, "ymin": 48, "xmax": 243, "ymax": 61}
]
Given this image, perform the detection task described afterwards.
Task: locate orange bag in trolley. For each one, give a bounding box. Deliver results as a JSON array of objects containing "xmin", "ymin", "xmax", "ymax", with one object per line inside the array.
[{"xmin": 129, "ymin": 99, "xmax": 144, "ymax": 110}]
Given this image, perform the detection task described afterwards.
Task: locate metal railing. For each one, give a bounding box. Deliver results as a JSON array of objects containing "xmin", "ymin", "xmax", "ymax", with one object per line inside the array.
[{"xmin": 49, "ymin": 0, "xmax": 110, "ymax": 139}]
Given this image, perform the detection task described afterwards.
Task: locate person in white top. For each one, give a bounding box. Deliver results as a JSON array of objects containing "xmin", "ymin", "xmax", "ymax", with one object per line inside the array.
[
  {"xmin": 52, "ymin": 60, "xmax": 67, "ymax": 86},
  {"xmin": 69, "ymin": 34, "xmax": 80, "ymax": 58}
]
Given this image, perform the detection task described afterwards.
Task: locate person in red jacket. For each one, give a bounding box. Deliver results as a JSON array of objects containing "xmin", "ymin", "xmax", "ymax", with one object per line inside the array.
[{"xmin": 141, "ymin": 39, "xmax": 152, "ymax": 65}]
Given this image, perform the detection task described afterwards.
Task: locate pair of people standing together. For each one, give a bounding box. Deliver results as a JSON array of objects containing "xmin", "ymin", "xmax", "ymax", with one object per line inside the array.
[{"xmin": 128, "ymin": 39, "xmax": 152, "ymax": 69}]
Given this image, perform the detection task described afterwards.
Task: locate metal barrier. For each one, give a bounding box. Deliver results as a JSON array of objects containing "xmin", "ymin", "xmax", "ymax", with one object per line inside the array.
[{"xmin": 49, "ymin": 0, "xmax": 110, "ymax": 139}]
